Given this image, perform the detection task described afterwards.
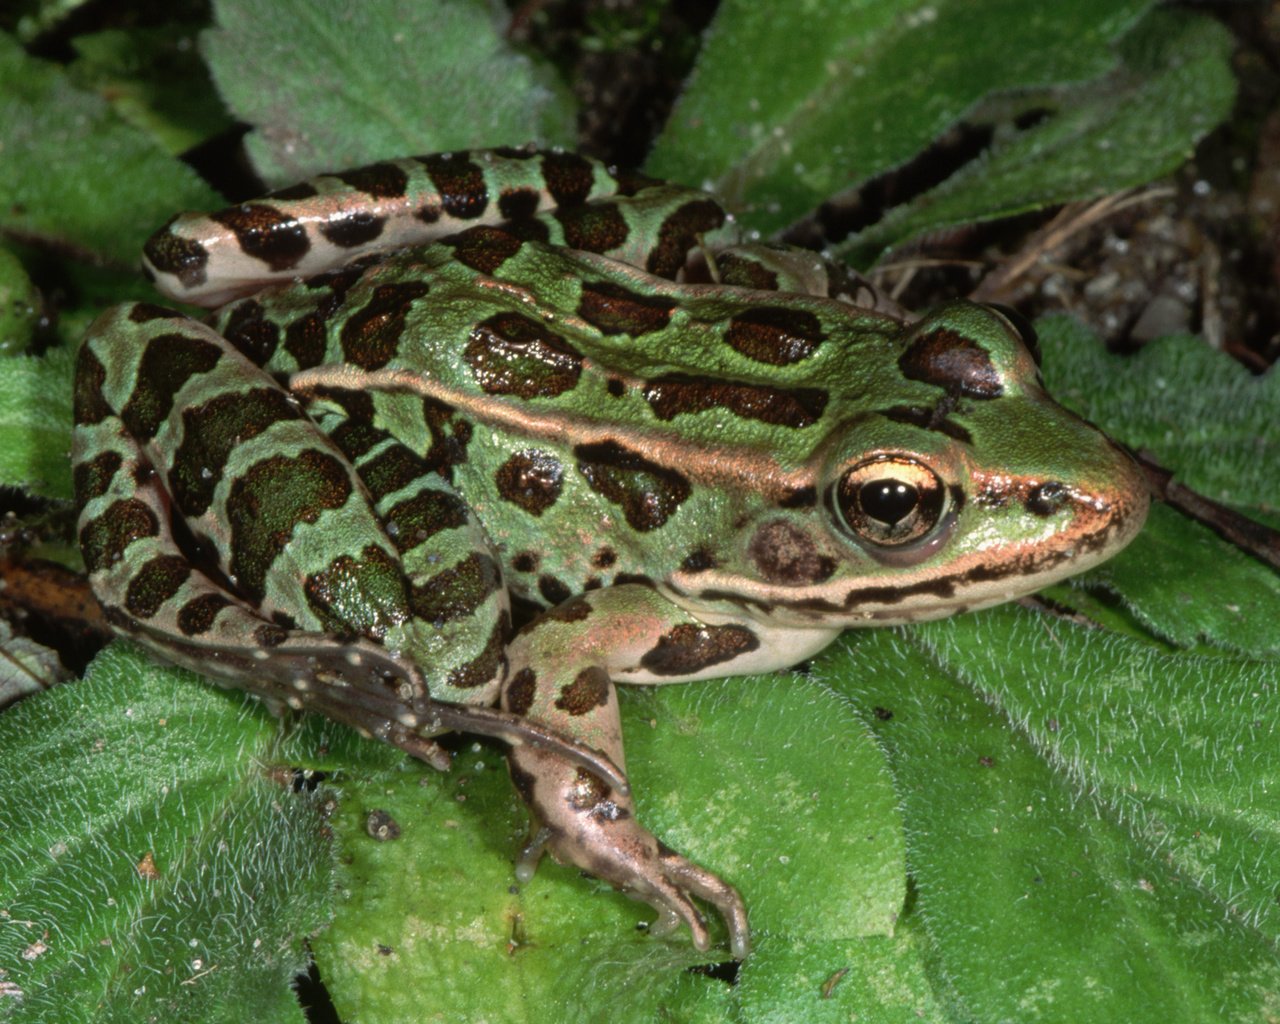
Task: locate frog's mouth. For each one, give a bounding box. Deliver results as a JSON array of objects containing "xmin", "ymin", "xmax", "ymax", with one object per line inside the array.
[{"xmin": 670, "ymin": 468, "xmax": 1150, "ymax": 629}]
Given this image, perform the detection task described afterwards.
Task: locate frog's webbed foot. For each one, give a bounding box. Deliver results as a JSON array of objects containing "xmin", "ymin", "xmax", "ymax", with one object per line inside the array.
[{"xmin": 509, "ymin": 747, "xmax": 750, "ymax": 959}]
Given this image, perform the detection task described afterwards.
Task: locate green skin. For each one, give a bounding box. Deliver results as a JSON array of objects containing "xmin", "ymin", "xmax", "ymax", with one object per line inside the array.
[{"xmin": 71, "ymin": 148, "xmax": 1149, "ymax": 959}]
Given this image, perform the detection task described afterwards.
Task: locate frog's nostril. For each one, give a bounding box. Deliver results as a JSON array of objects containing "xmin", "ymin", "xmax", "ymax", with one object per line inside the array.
[{"xmin": 1024, "ymin": 481, "xmax": 1068, "ymax": 517}]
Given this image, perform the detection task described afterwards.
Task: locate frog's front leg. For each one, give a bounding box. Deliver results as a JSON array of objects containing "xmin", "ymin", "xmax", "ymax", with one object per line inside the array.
[{"xmin": 502, "ymin": 583, "xmax": 838, "ymax": 959}]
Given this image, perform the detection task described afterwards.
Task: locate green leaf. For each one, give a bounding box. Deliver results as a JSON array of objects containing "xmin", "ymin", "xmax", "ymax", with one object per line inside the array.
[
  {"xmin": 0, "ymin": 32, "xmax": 220, "ymax": 266},
  {"xmin": 1071, "ymin": 504, "xmax": 1280, "ymax": 659},
  {"xmin": 1031, "ymin": 315, "xmax": 1280, "ymax": 658},
  {"xmin": 825, "ymin": 611, "xmax": 1280, "ymax": 1024},
  {"xmin": 840, "ymin": 8, "xmax": 1235, "ymax": 263},
  {"xmin": 202, "ymin": 0, "xmax": 576, "ymax": 185},
  {"xmin": 0, "ymin": 344, "xmax": 75, "ymax": 500},
  {"xmin": 69, "ymin": 27, "xmax": 234, "ymax": 156},
  {"xmin": 0, "ymin": 643, "xmax": 335, "ymax": 1022},
  {"xmin": 0, "ymin": 246, "xmax": 41, "ymax": 355},
  {"xmin": 736, "ymin": 926, "xmax": 953, "ymax": 1024},
  {"xmin": 1039, "ymin": 316, "xmax": 1279, "ymax": 512},
  {"xmin": 312, "ymin": 675, "xmax": 906, "ymax": 1021},
  {"xmin": 650, "ymin": 0, "xmax": 1154, "ymax": 234}
]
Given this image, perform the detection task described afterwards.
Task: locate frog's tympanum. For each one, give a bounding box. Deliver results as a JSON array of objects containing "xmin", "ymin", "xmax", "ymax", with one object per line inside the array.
[{"xmin": 72, "ymin": 148, "xmax": 1149, "ymax": 958}]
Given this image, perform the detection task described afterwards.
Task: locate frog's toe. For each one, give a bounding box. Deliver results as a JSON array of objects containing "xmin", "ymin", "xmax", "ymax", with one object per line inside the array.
[{"xmin": 509, "ymin": 748, "xmax": 750, "ymax": 957}]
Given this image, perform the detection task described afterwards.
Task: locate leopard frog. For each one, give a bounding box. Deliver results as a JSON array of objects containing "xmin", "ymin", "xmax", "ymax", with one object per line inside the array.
[{"xmin": 72, "ymin": 147, "xmax": 1149, "ymax": 959}]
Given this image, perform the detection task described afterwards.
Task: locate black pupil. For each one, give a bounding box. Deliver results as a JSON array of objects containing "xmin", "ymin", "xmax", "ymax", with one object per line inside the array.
[{"xmin": 860, "ymin": 479, "xmax": 918, "ymax": 525}]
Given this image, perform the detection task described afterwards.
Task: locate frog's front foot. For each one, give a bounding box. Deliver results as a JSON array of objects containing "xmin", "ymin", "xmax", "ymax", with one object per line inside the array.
[{"xmin": 509, "ymin": 746, "xmax": 750, "ymax": 959}]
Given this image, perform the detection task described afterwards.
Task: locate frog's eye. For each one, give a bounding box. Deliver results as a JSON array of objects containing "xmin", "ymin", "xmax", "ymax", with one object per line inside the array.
[
  {"xmin": 834, "ymin": 457, "xmax": 946, "ymax": 547},
  {"xmin": 984, "ymin": 303, "xmax": 1041, "ymax": 367}
]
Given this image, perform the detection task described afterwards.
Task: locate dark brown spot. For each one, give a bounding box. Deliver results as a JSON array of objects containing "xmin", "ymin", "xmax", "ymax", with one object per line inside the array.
[
  {"xmin": 749, "ymin": 520, "xmax": 836, "ymax": 584},
  {"xmin": 360, "ymin": 443, "xmax": 429, "ymax": 501},
  {"xmin": 577, "ymin": 281, "xmax": 676, "ymax": 336},
  {"xmin": 120, "ymin": 333, "xmax": 223, "ymax": 441},
  {"xmin": 340, "ymin": 281, "xmax": 430, "ymax": 370},
  {"xmin": 541, "ymin": 151, "xmax": 597, "ymax": 206},
  {"xmin": 73, "ymin": 344, "xmax": 112, "ymax": 426},
  {"xmin": 592, "ymin": 547, "xmax": 617, "ymax": 569},
  {"xmin": 266, "ymin": 181, "xmax": 319, "ymax": 201},
  {"xmin": 386, "ymin": 488, "xmax": 470, "ymax": 552},
  {"xmin": 538, "ymin": 575, "xmax": 572, "ymax": 606},
  {"xmin": 419, "ymin": 152, "xmax": 488, "ymax": 219},
  {"xmin": 494, "ymin": 449, "xmax": 563, "ymax": 515},
  {"xmin": 644, "ymin": 374, "xmax": 828, "ymax": 428},
  {"xmin": 446, "ymin": 612, "xmax": 509, "ymax": 690},
  {"xmin": 508, "ymin": 760, "xmax": 537, "ymax": 803},
  {"xmin": 73, "ymin": 450, "xmax": 123, "ymax": 506},
  {"xmin": 226, "ymin": 448, "xmax": 354, "ymax": 603},
  {"xmin": 575, "ymin": 440, "xmax": 691, "ymax": 531},
  {"xmin": 284, "ymin": 312, "xmax": 328, "ymax": 368},
  {"xmin": 606, "ymin": 377, "xmax": 626, "ymax": 397},
  {"xmin": 210, "ymin": 203, "xmax": 311, "ymax": 272},
  {"xmin": 498, "ymin": 187, "xmax": 540, "ymax": 220},
  {"xmin": 638, "ymin": 623, "xmax": 760, "ymax": 677},
  {"xmin": 222, "ymin": 299, "xmax": 280, "ymax": 365},
  {"xmin": 320, "ymin": 210, "xmax": 387, "ymax": 248},
  {"xmin": 647, "ymin": 199, "xmax": 727, "ymax": 279},
  {"xmin": 305, "ymin": 544, "xmax": 409, "ymax": 640},
  {"xmin": 171, "ymin": 387, "xmax": 303, "ymax": 517},
  {"xmin": 1026, "ymin": 481, "xmax": 1068, "ymax": 517},
  {"xmin": 724, "ymin": 307, "xmax": 825, "ymax": 365},
  {"xmin": 420, "ymin": 399, "xmax": 473, "ymax": 479},
  {"xmin": 900, "ymin": 328, "xmax": 1003, "ymax": 399},
  {"xmin": 336, "ymin": 161, "xmax": 410, "ymax": 199},
  {"xmin": 124, "ymin": 554, "xmax": 190, "ymax": 619},
  {"xmin": 511, "ymin": 551, "xmax": 538, "ymax": 573},
  {"xmin": 466, "ymin": 313, "xmax": 582, "ymax": 398},
  {"xmin": 555, "ymin": 667, "xmax": 609, "ymax": 716},
  {"xmin": 505, "ymin": 667, "xmax": 537, "ymax": 716},
  {"xmin": 555, "ymin": 201, "xmax": 628, "ymax": 254},
  {"xmin": 176, "ymin": 592, "xmax": 230, "ymax": 635},
  {"xmin": 442, "ymin": 224, "xmax": 524, "ymax": 273},
  {"xmin": 79, "ymin": 498, "xmax": 158, "ymax": 574},
  {"xmin": 716, "ymin": 253, "xmax": 780, "ymax": 291},
  {"xmin": 537, "ymin": 595, "xmax": 592, "ymax": 625},
  {"xmin": 127, "ymin": 302, "xmax": 184, "ymax": 322},
  {"xmin": 410, "ymin": 552, "xmax": 501, "ymax": 625},
  {"xmin": 680, "ymin": 548, "xmax": 716, "ymax": 573},
  {"xmin": 143, "ymin": 220, "xmax": 210, "ymax": 288}
]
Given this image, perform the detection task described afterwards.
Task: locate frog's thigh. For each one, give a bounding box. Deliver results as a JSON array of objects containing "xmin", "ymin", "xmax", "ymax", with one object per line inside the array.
[
  {"xmin": 304, "ymin": 396, "xmax": 510, "ymax": 708},
  {"xmin": 503, "ymin": 583, "xmax": 835, "ymax": 768},
  {"xmin": 498, "ymin": 584, "xmax": 833, "ymax": 956}
]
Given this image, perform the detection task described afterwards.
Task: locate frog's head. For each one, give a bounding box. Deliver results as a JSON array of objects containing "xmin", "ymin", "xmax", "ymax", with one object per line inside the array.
[{"xmin": 682, "ymin": 301, "xmax": 1150, "ymax": 627}]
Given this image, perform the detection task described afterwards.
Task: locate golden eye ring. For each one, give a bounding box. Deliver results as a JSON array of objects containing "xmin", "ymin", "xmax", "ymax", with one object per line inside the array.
[{"xmin": 834, "ymin": 456, "xmax": 946, "ymax": 547}]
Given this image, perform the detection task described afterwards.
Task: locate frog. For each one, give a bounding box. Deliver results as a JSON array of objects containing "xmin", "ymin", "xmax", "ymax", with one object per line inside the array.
[{"xmin": 71, "ymin": 147, "xmax": 1150, "ymax": 960}]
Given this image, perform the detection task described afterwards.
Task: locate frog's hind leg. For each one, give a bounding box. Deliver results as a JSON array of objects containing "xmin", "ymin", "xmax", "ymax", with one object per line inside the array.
[
  {"xmin": 500, "ymin": 583, "xmax": 832, "ymax": 959},
  {"xmin": 73, "ymin": 302, "xmax": 622, "ymax": 783},
  {"xmin": 700, "ymin": 242, "xmax": 907, "ymax": 319}
]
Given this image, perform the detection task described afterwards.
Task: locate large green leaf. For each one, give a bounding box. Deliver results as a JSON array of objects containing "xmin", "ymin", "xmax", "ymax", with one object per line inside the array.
[
  {"xmin": 202, "ymin": 0, "xmax": 576, "ymax": 185},
  {"xmin": 650, "ymin": 0, "xmax": 1155, "ymax": 234},
  {"xmin": 0, "ymin": 33, "xmax": 219, "ymax": 266},
  {"xmin": 839, "ymin": 9, "xmax": 1236, "ymax": 262},
  {"xmin": 311, "ymin": 675, "xmax": 906, "ymax": 1022},
  {"xmin": 0, "ymin": 344, "xmax": 75, "ymax": 500},
  {"xmin": 0, "ymin": 644, "xmax": 335, "ymax": 1023},
  {"xmin": 825, "ymin": 612, "xmax": 1280, "ymax": 1023}
]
